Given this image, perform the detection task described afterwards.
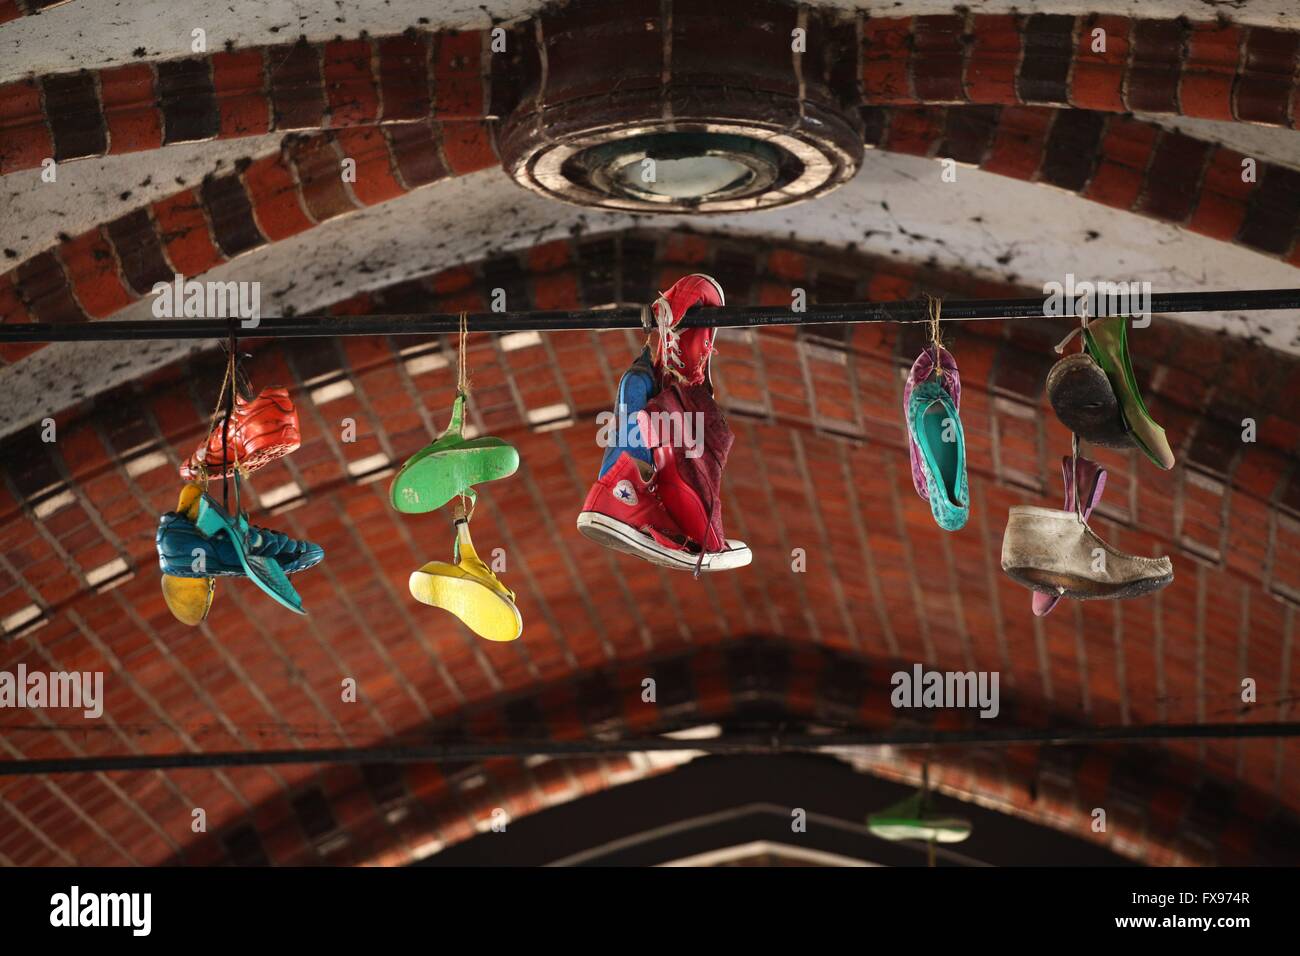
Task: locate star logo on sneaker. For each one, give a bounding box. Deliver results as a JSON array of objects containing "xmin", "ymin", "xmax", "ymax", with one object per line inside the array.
[{"xmin": 613, "ymin": 480, "xmax": 638, "ymax": 507}]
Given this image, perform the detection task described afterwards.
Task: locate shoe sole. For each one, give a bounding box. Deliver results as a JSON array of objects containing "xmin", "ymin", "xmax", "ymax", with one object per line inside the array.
[
  {"xmin": 576, "ymin": 512, "xmax": 751, "ymax": 572},
  {"xmin": 1046, "ymin": 354, "xmax": 1131, "ymax": 450},
  {"xmin": 158, "ymin": 545, "xmax": 322, "ymax": 576},
  {"xmin": 180, "ymin": 423, "xmax": 302, "ymax": 480},
  {"xmin": 409, "ymin": 570, "xmax": 522, "ymax": 642},
  {"xmin": 1002, "ymin": 564, "xmax": 1173, "ymax": 601},
  {"xmin": 390, "ymin": 446, "xmax": 519, "ymax": 513}
]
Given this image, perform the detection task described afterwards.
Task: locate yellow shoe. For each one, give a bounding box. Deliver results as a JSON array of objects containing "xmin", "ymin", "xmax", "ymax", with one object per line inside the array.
[
  {"xmin": 161, "ymin": 483, "xmax": 216, "ymax": 626},
  {"xmin": 409, "ymin": 515, "xmax": 522, "ymax": 642},
  {"xmin": 176, "ymin": 481, "xmax": 203, "ymax": 521},
  {"xmin": 161, "ymin": 575, "xmax": 215, "ymax": 626}
]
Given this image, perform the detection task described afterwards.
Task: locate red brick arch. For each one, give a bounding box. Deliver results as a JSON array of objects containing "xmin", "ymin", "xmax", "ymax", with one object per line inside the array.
[
  {"xmin": 5, "ymin": 11, "xmax": 1300, "ymax": 179},
  {"xmin": 865, "ymin": 103, "xmax": 1300, "ymax": 267},
  {"xmin": 0, "ymin": 0, "xmax": 65, "ymax": 25},
  {"xmin": 0, "ymin": 230, "xmax": 1296, "ymax": 865},
  {"xmin": 0, "ymin": 119, "xmax": 496, "ymax": 363},
  {"xmin": 176, "ymin": 639, "xmax": 1294, "ymax": 868},
  {"xmin": 0, "ymin": 30, "xmax": 490, "ymax": 174},
  {"xmin": 4, "ymin": 103, "xmax": 1299, "ymax": 371},
  {"xmin": 864, "ymin": 13, "xmax": 1300, "ymax": 128}
]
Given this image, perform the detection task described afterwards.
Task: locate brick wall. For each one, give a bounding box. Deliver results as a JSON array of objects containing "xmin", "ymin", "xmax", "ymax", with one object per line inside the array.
[{"xmin": 0, "ymin": 229, "xmax": 1295, "ymax": 865}]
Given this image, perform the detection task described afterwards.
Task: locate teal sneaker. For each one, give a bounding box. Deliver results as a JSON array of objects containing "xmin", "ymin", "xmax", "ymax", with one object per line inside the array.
[{"xmin": 194, "ymin": 489, "xmax": 306, "ymax": 615}]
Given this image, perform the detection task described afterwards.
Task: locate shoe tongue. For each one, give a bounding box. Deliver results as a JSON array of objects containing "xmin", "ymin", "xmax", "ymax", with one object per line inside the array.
[
  {"xmin": 1061, "ymin": 455, "xmax": 1106, "ymax": 518},
  {"xmin": 1033, "ymin": 456, "xmax": 1107, "ymax": 617}
]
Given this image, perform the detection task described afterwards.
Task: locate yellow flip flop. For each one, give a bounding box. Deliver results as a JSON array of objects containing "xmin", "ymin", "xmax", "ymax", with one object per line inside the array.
[
  {"xmin": 161, "ymin": 483, "xmax": 216, "ymax": 626},
  {"xmin": 409, "ymin": 506, "xmax": 522, "ymax": 642}
]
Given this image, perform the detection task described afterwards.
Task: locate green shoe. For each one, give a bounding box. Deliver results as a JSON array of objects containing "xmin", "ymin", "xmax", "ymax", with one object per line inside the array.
[
  {"xmin": 1083, "ymin": 316, "xmax": 1175, "ymax": 470},
  {"xmin": 195, "ymin": 488, "xmax": 305, "ymax": 615},
  {"xmin": 389, "ymin": 393, "xmax": 520, "ymax": 514},
  {"xmin": 867, "ymin": 791, "xmax": 972, "ymax": 844}
]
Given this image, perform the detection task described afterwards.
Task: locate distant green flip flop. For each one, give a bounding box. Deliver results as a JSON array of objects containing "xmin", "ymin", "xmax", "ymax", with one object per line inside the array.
[
  {"xmin": 867, "ymin": 791, "xmax": 972, "ymax": 844},
  {"xmin": 195, "ymin": 488, "xmax": 306, "ymax": 615},
  {"xmin": 389, "ymin": 392, "xmax": 519, "ymax": 514},
  {"xmin": 1083, "ymin": 316, "xmax": 1176, "ymax": 470}
]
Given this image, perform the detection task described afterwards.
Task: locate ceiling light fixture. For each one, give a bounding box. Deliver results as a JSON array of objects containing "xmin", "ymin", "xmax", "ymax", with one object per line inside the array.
[{"xmin": 496, "ymin": 0, "xmax": 864, "ymax": 214}]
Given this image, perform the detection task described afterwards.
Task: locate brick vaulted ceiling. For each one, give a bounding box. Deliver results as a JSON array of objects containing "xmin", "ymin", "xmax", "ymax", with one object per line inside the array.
[{"xmin": 1, "ymin": 0, "xmax": 1299, "ymax": 867}]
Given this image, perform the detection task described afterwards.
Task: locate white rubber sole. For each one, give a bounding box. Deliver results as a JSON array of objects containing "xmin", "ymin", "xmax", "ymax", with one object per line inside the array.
[{"xmin": 576, "ymin": 511, "xmax": 751, "ymax": 573}]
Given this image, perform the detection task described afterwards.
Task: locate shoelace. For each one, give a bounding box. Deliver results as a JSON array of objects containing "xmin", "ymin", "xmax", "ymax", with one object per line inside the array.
[
  {"xmin": 654, "ymin": 297, "xmax": 685, "ymax": 375},
  {"xmin": 655, "ymin": 296, "xmax": 719, "ymax": 384}
]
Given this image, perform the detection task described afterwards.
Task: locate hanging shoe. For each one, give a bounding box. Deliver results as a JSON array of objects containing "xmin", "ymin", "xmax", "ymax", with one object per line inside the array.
[
  {"xmin": 390, "ymin": 392, "xmax": 519, "ymax": 514},
  {"xmin": 157, "ymin": 512, "xmax": 324, "ymax": 577},
  {"xmin": 904, "ymin": 346, "xmax": 969, "ymax": 531},
  {"xmin": 653, "ymin": 273, "xmax": 723, "ymax": 387},
  {"xmin": 162, "ymin": 574, "xmax": 215, "ymax": 626},
  {"xmin": 597, "ymin": 347, "xmax": 657, "ymax": 479},
  {"xmin": 194, "ymin": 490, "xmax": 307, "ymax": 614},
  {"xmin": 409, "ymin": 509, "xmax": 522, "ymax": 642},
  {"xmin": 179, "ymin": 386, "xmax": 301, "ymax": 481},
  {"xmin": 160, "ymin": 483, "xmax": 215, "ymax": 626},
  {"xmin": 1032, "ymin": 456, "xmax": 1106, "ymax": 617},
  {"xmin": 647, "ymin": 442, "xmax": 752, "ymax": 571},
  {"xmin": 867, "ymin": 791, "xmax": 972, "ymax": 844},
  {"xmin": 1046, "ymin": 352, "xmax": 1130, "ymax": 449},
  {"xmin": 639, "ymin": 382, "xmax": 752, "ymax": 571},
  {"xmin": 1082, "ymin": 316, "xmax": 1175, "ymax": 470},
  {"xmin": 1001, "ymin": 505, "xmax": 1173, "ymax": 601},
  {"xmin": 577, "ymin": 452, "xmax": 743, "ymax": 572}
]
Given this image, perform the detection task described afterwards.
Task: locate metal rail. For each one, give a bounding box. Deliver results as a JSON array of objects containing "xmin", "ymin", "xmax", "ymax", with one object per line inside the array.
[
  {"xmin": 1, "ymin": 721, "xmax": 1295, "ymax": 775},
  {"xmin": 2, "ymin": 288, "xmax": 1298, "ymax": 342}
]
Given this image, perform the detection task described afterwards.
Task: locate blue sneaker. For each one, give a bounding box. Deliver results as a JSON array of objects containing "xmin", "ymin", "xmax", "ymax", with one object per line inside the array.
[
  {"xmin": 597, "ymin": 347, "xmax": 657, "ymax": 478},
  {"xmin": 157, "ymin": 512, "xmax": 324, "ymax": 578},
  {"xmin": 904, "ymin": 347, "xmax": 969, "ymax": 531}
]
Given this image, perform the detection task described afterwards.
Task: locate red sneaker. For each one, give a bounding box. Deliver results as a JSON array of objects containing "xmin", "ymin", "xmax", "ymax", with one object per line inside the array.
[
  {"xmin": 577, "ymin": 452, "xmax": 694, "ymax": 570},
  {"xmin": 653, "ymin": 273, "xmax": 723, "ymax": 387},
  {"xmin": 640, "ymin": 409, "xmax": 751, "ymax": 572},
  {"xmin": 179, "ymin": 386, "xmax": 301, "ymax": 481}
]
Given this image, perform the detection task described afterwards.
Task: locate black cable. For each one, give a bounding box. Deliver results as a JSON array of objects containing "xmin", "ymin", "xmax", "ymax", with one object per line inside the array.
[
  {"xmin": 1, "ymin": 288, "xmax": 1298, "ymax": 342},
  {"xmin": 1, "ymin": 721, "xmax": 1295, "ymax": 775}
]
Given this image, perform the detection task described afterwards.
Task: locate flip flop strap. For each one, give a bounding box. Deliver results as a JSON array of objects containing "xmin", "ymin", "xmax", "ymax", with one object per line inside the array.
[{"xmin": 439, "ymin": 392, "xmax": 467, "ymax": 443}]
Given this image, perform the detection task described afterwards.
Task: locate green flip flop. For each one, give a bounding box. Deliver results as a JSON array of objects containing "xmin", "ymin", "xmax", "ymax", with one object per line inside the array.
[
  {"xmin": 195, "ymin": 480, "xmax": 306, "ymax": 615},
  {"xmin": 1083, "ymin": 316, "xmax": 1176, "ymax": 470},
  {"xmin": 866, "ymin": 791, "xmax": 972, "ymax": 844},
  {"xmin": 389, "ymin": 392, "xmax": 520, "ymax": 514}
]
